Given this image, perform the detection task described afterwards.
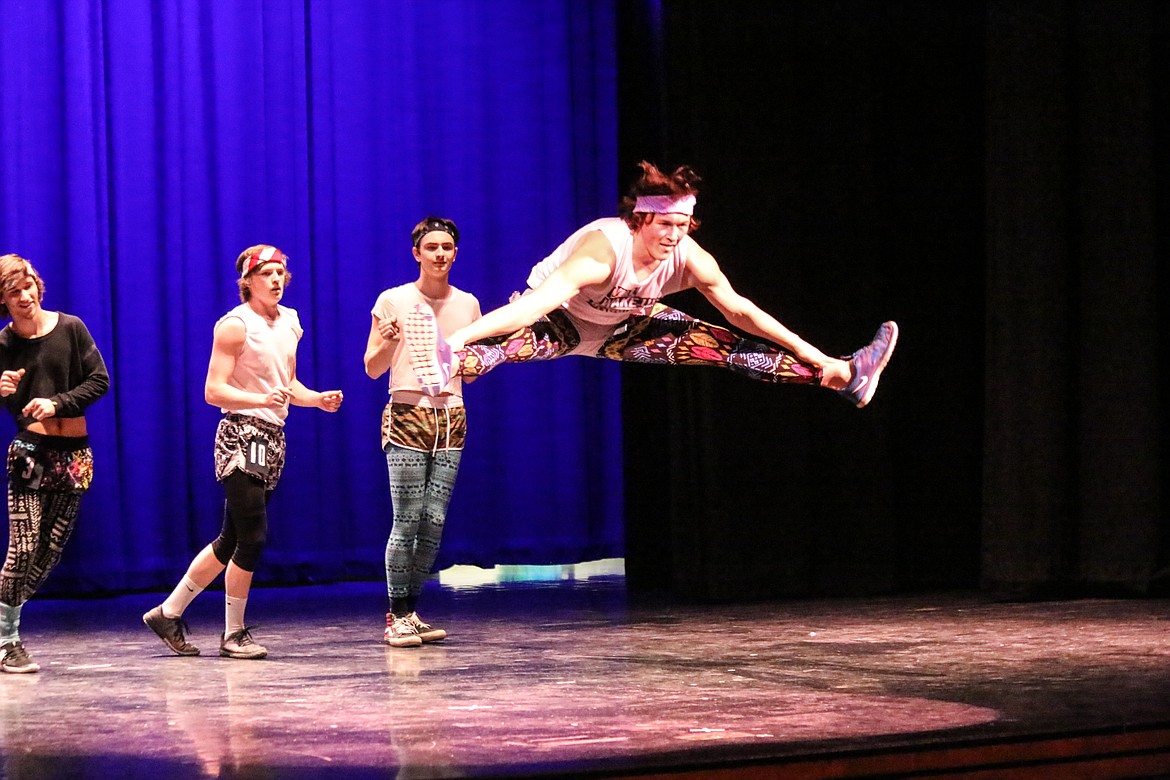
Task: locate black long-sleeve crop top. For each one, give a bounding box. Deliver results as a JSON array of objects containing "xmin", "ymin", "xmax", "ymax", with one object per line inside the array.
[{"xmin": 0, "ymin": 313, "xmax": 110, "ymax": 427}]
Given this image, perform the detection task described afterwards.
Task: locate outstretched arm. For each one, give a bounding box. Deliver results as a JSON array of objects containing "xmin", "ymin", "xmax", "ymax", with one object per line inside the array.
[
  {"xmin": 683, "ymin": 239, "xmax": 846, "ymax": 377},
  {"xmin": 446, "ymin": 230, "xmax": 614, "ymax": 351}
]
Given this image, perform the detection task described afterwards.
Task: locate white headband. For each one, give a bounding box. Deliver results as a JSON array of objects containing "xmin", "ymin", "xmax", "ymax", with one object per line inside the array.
[{"xmin": 634, "ymin": 194, "xmax": 696, "ymax": 216}]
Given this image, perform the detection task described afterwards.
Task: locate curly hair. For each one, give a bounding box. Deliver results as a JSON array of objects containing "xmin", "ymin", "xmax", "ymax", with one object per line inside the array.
[
  {"xmin": 618, "ymin": 161, "xmax": 702, "ymax": 232},
  {"xmin": 0, "ymin": 254, "xmax": 46, "ymax": 318}
]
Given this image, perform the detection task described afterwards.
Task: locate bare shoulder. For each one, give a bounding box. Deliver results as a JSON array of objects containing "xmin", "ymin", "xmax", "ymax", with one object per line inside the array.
[
  {"xmin": 571, "ymin": 228, "xmax": 618, "ymax": 264},
  {"xmin": 681, "ymin": 234, "xmax": 712, "ymax": 261},
  {"xmin": 212, "ymin": 315, "xmax": 247, "ymax": 349},
  {"xmin": 682, "ymin": 235, "xmax": 722, "ymax": 279},
  {"xmin": 562, "ymin": 229, "xmax": 617, "ymax": 286}
]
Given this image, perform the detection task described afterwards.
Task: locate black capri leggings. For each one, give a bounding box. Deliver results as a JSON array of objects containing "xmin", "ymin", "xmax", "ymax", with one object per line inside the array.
[{"xmin": 211, "ymin": 470, "xmax": 271, "ymax": 572}]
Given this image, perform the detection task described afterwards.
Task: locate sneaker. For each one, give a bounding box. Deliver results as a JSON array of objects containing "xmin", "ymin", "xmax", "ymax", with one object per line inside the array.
[
  {"xmin": 143, "ymin": 606, "xmax": 200, "ymax": 656},
  {"xmin": 0, "ymin": 641, "xmax": 40, "ymax": 673},
  {"xmin": 384, "ymin": 613, "xmax": 423, "ymax": 648},
  {"xmin": 404, "ymin": 612, "xmax": 447, "ymax": 643},
  {"xmin": 403, "ymin": 303, "xmax": 454, "ymax": 396},
  {"xmin": 220, "ymin": 627, "xmax": 268, "ymax": 660},
  {"xmin": 838, "ymin": 321, "xmax": 899, "ymax": 409}
]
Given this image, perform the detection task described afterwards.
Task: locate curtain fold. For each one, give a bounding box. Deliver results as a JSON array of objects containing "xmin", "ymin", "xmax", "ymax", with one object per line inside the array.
[
  {"xmin": 0, "ymin": 0, "xmax": 622, "ymax": 594},
  {"xmin": 983, "ymin": 0, "xmax": 1168, "ymax": 596}
]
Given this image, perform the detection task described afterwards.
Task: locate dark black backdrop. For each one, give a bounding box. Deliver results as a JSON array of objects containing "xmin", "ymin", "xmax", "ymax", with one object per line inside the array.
[{"xmin": 618, "ymin": 0, "xmax": 1169, "ymax": 602}]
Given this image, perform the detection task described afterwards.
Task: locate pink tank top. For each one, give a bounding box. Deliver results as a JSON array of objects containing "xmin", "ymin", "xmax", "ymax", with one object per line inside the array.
[{"xmin": 526, "ymin": 218, "xmax": 690, "ymax": 327}]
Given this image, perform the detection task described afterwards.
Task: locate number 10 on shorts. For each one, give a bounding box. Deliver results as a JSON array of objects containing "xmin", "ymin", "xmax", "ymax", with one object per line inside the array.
[{"xmin": 247, "ymin": 438, "xmax": 269, "ymax": 473}]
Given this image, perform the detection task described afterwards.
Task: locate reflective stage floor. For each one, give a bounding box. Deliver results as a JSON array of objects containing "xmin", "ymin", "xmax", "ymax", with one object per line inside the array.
[{"xmin": 2, "ymin": 575, "xmax": 1169, "ymax": 778}]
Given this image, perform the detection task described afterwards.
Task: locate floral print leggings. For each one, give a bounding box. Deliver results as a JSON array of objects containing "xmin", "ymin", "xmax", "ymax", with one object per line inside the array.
[{"xmin": 459, "ymin": 303, "xmax": 822, "ymax": 384}]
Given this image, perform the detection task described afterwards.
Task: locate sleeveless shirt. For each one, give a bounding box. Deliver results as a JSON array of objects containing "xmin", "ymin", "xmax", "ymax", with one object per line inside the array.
[
  {"xmin": 217, "ymin": 303, "xmax": 302, "ymax": 426},
  {"xmin": 526, "ymin": 217, "xmax": 691, "ymax": 327}
]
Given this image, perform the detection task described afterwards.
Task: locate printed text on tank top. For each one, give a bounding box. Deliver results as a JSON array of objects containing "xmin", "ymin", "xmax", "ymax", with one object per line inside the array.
[{"xmin": 585, "ymin": 254, "xmax": 668, "ymax": 314}]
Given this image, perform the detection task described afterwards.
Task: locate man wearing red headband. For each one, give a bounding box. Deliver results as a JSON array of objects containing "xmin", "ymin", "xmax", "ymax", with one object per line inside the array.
[
  {"xmin": 408, "ymin": 162, "xmax": 896, "ymax": 408},
  {"xmin": 144, "ymin": 244, "xmax": 343, "ymax": 660}
]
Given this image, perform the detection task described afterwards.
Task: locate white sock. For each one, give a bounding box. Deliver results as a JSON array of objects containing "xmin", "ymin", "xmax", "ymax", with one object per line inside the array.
[
  {"xmin": 225, "ymin": 595, "xmax": 247, "ymax": 636},
  {"xmin": 161, "ymin": 576, "xmax": 204, "ymax": 618}
]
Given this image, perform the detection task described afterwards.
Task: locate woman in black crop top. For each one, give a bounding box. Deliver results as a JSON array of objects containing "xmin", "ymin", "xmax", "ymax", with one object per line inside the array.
[{"xmin": 0, "ymin": 254, "xmax": 109, "ymax": 673}]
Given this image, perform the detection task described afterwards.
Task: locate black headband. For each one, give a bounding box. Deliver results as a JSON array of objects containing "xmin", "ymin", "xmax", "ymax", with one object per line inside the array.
[{"xmin": 412, "ymin": 219, "xmax": 459, "ymax": 248}]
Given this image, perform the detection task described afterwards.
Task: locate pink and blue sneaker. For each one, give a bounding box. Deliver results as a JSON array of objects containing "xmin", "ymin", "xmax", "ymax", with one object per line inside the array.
[{"xmin": 838, "ymin": 321, "xmax": 899, "ymax": 409}]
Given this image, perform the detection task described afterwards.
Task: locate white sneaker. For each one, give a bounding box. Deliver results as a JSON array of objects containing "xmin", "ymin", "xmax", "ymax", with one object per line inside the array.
[
  {"xmin": 0, "ymin": 641, "xmax": 40, "ymax": 673},
  {"xmin": 404, "ymin": 612, "xmax": 447, "ymax": 643},
  {"xmin": 384, "ymin": 614, "xmax": 423, "ymax": 648},
  {"xmin": 220, "ymin": 628, "xmax": 268, "ymax": 659}
]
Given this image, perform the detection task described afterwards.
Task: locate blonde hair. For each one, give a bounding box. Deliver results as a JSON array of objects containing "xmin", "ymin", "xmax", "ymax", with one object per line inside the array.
[
  {"xmin": 0, "ymin": 254, "xmax": 46, "ymax": 318},
  {"xmin": 234, "ymin": 244, "xmax": 292, "ymax": 302}
]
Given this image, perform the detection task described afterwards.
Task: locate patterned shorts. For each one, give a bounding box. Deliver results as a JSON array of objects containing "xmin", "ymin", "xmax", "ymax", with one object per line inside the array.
[
  {"xmin": 6, "ymin": 431, "xmax": 94, "ymax": 494},
  {"xmin": 382, "ymin": 403, "xmax": 467, "ymax": 452},
  {"xmin": 213, "ymin": 414, "xmax": 287, "ymax": 491}
]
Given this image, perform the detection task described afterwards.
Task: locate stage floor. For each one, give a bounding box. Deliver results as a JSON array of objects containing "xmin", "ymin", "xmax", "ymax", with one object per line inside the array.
[{"xmin": 1, "ymin": 576, "xmax": 1169, "ymax": 778}]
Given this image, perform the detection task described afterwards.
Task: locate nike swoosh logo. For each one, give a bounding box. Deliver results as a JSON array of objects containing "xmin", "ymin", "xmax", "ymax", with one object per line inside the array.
[{"xmin": 854, "ymin": 375, "xmax": 869, "ymax": 392}]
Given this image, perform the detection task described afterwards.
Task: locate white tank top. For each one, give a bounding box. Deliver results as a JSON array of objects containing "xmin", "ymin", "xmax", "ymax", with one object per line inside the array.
[
  {"xmin": 526, "ymin": 217, "xmax": 691, "ymax": 327},
  {"xmin": 217, "ymin": 303, "xmax": 302, "ymax": 426}
]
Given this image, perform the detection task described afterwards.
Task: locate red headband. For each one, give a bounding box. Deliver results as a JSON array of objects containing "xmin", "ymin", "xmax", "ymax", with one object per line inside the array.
[{"xmin": 240, "ymin": 246, "xmax": 287, "ymax": 278}]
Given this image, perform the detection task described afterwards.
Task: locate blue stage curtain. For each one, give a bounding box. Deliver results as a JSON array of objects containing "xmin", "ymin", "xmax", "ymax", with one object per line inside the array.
[{"xmin": 0, "ymin": 0, "xmax": 621, "ymax": 593}]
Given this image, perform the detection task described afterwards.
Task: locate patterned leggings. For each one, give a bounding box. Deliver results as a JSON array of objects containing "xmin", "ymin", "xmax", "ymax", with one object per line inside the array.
[
  {"xmin": 384, "ymin": 444, "xmax": 463, "ymax": 601},
  {"xmin": 2, "ymin": 433, "xmax": 91, "ymax": 607},
  {"xmin": 2, "ymin": 490, "xmax": 82, "ymax": 606},
  {"xmin": 459, "ymin": 303, "xmax": 822, "ymax": 383}
]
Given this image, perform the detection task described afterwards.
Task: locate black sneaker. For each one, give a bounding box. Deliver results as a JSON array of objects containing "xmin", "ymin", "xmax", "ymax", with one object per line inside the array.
[
  {"xmin": 0, "ymin": 640, "xmax": 40, "ymax": 673},
  {"xmin": 143, "ymin": 606, "xmax": 200, "ymax": 656},
  {"xmin": 220, "ymin": 627, "xmax": 268, "ymax": 659},
  {"xmin": 404, "ymin": 611, "xmax": 447, "ymax": 643}
]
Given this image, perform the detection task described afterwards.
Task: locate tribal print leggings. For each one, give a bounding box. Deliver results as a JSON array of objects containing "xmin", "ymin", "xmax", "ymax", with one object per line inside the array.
[
  {"xmin": 459, "ymin": 303, "xmax": 822, "ymax": 384},
  {"xmin": 384, "ymin": 444, "xmax": 462, "ymax": 601},
  {"xmin": 2, "ymin": 434, "xmax": 92, "ymax": 607},
  {"xmin": 2, "ymin": 490, "xmax": 82, "ymax": 606}
]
